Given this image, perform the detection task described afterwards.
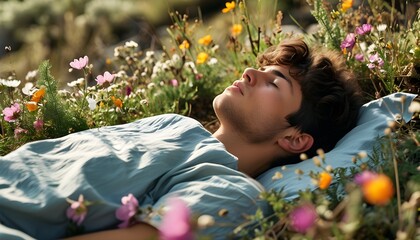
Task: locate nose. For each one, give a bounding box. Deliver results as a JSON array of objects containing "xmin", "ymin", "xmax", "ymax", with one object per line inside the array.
[{"xmin": 242, "ymin": 68, "xmax": 259, "ymax": 86}]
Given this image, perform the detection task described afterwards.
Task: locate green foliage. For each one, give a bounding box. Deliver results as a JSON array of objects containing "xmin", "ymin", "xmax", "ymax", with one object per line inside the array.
[{"xmin": 36, "ymin": 60, "xmax": 89, "ymax": 137}]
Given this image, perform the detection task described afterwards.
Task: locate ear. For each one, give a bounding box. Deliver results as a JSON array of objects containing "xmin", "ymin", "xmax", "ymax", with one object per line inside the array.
[{"xmin": 277, "ymin": 133, "xmax": 314, "ymax": 154}]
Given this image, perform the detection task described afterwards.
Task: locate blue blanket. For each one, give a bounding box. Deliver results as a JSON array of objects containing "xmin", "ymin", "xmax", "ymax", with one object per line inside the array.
[{"xmin": 0, "ymin": 114, "xmax": 268, "ymax": 239}]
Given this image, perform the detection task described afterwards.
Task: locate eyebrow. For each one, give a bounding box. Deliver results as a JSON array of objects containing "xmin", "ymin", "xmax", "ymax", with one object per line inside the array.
[{"xmin": 269, "ymin": 69, "xmax": 294, "ymax": 94}]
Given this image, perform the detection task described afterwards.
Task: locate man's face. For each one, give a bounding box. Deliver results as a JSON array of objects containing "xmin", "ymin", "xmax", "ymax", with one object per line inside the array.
[{"xmin": 213, "ymin": 65, "xmax": 303, "ymax": 143}]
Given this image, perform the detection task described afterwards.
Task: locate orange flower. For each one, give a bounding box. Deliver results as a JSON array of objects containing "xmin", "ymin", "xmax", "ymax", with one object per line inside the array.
[
  {"xmin": 318, "ymin": 172, "xmax": 332, "ymax": 190},
  {"xmin": 26, "ymin": 102, "xmax": 38, "ymax": 112},
  {"xmin": 111, "ymin": 96, "xmax": 123, "ymax": 108},
  {"xmin": 222, "ymin": 1, "xmax": 235, "ymax": 13},
  {"xmin": 341, "ymin": 0, "xmax": 353, "ymax": 12},
  {"xmin": 31, "ymin": 87, "xmax": 46, "ymax": 103},
  {"xmin": 179, "ymin": 40, "xmax": 190, "ymax": 50},
  {"xmin": 198, "ymin": 35, "xmax": 212, "ymax": 46},
  {"xmin": 196, "ymin": 52, "xmax": 209, "ymax": 64},
  {"xmin": 362, "ymin": 174, "xmax": 394, "ymax": 205},
  {"xmin": 230, "ymin": 24, "xmax": 243, "ymax": 37}
]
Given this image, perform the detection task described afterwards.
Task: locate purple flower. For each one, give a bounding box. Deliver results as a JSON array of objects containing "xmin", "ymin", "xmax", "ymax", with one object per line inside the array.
[
  {"xmin": 159, "ymin": 197, "xmax": 193, "ymax": 240},
  {"xmin": 66, "ymin": 195, "xmax": 88, "ymax": 226},
  {"xmin": 70, "ymin": 56, "xmax": 89, "ymax": 70},
  {"xmin": 3, "ymin": 103, "xmax": 21, "ymax": 122},
  {"xmin": 95, "ymin": 71, "xmax": 115, "ymax": 85},
  {"xmin": 289, "ymin": 204, "xmax": 317, "ymax": 233},
  {"xmin": 340, "ymin": 33, "xmax": 356, "ymax": 52},
  {"xmin": 355, "ymin": 53, "xmax": 364, "ymax": 62},
  {"xmin": 354, "ymin": 171, "xmax": 377, "ymax": 185},
  {"xmin": 115, "ymin": 193, "xmax": 139, "ymax": 228},
  {"xmin": 33, "ymin": 119, "xmax": 44, "ymax": 131},
  {"xmin": 355, "ymin": 24, "xmax": 372, "ymax": 35}
]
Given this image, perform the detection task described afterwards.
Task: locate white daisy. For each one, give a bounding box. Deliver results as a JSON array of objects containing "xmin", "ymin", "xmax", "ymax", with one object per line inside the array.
[{"xmin": 0, "ymin": 78, "xmax": 21, "ymax": 88}]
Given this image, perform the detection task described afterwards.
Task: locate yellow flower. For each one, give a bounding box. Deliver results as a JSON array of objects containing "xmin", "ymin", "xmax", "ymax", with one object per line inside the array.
[
  {"xmin": 230, "ymin": 24, "xmax": 242, "ymax": 37},
  {"xmin": 111, "ymin": 96, "xmax": 123, "ymax": 108},
  {"xmin": 222, "ymin": 1, "xmax": 235, "ymax": 13},
  {"xmin": 179, "ymin": 40, "xmax": 190, "ymax": 50},
  {"xmin": 26, "ymin": 102, "xmax": 38, "ymax": 112},
  {"xmin": 362, "ymin": 174, "xmax": 394, "ymax": 205},
  {"xmin": 340, "ymin": 0, "xmax": 353, "ymax": 12},
  {"xmin": 318, "ymin": 172, "xmax": 332, "ymax": 190},
  {"xmin": 196, "ymin": 52, "xmax": 209, "ymax": 64},
  {"xmin": 31, "ymin": 87, "xmax": 46, "ymax": 103},
  {"xmin": 198, "ymin": 35, "xmax": 212, "ymax": 46}
]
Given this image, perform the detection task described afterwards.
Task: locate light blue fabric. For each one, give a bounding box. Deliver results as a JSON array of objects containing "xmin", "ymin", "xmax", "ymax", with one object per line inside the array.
[
  {"xmin": 257, "ymin": 92, "xmax": 418, "ymax": 201},
  {"xmin": 0, "ymin": 114, "xmax": 268, "ymax": 240}
]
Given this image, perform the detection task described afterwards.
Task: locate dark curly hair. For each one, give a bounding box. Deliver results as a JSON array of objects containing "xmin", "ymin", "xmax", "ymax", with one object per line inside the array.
[{"xmin": 258, "ymin": 38, "xmax": 364, "ymax": 165}]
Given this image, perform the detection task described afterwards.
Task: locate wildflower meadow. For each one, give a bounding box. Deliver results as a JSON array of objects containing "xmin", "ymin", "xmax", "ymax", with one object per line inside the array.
[{"xmin": 0, "ymin": 0, "xmax": 419, "ymax": 239}]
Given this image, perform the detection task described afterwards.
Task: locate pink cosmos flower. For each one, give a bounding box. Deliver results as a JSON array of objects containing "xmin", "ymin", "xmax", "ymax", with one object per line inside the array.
[
  {"xmin": 170, "ymin": 79, "xmax": 179, "ymax": 87},
  {"xmin": 66, "ymin": 195, "xmax": 88, "ymax": 226},
  {"xmin": 354, "ymin": 171, "xmax": 378, "ymax": 185},
  {"xmin": 159, "ymin": 197, "xmax": 193, "ymax": 240},
  {"xmin": 69, "ymin": 56, "xmax": 89, "ymax": 70},
  {"xmin": 355, "ymin": 24, "xmax": 372, "ymax": 35},
  {"xmin": 367, "ymin": 53, "xmax": 384, "ymax": 69},
  {"xmin": 115, "ymin": 193, "xmax": 139, "ymax": 228},
  {"xmin": 340, "ymin": 33, "xmax": 356, "ymax": 52},
  {"xmin": 95, "ymin": 71, "xmax": 115, "ymax": 85},
  {"xmin": 3, "ymin": 103, "xmax": 21, "ymax": 122},
  {"xmin": 355, "ymin": 53, "xmax": 364, "ymax": 62},
  {"xmin": 33, "ymin": 119, "xmax": 44, "ymax": 131},
  {"xmin": 14, "ymin": 127, "xmax": 28, "ymax": 139},
  {"xmin": 289, "ymin": 204, "xmax": 317, "ymax": 233}
]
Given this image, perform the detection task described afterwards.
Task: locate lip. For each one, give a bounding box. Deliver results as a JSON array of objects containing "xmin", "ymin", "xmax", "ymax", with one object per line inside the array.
[{"xmin": 232, "ymin": 81, "xmax": 244, "ymax": 95}]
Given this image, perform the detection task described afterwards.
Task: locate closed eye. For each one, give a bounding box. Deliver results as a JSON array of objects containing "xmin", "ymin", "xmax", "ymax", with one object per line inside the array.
[{"xmin": 270, "ymin": 81, "xmax": 278, "ymax": 88}]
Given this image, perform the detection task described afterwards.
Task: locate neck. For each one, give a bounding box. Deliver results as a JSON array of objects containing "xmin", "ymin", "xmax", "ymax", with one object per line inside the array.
[{"xmin": 212, "ymin": 127, "xmax": 281, "ymax": 178}]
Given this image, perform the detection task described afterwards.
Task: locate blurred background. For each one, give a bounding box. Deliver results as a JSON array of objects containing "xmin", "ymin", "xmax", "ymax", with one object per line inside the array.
[{"xmin": 0, "ymin": 0, "xmax": 317, "ymax": 87}]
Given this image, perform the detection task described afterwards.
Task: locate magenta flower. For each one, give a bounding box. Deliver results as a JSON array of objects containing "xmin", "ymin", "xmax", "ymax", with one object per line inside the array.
[
  {"xmin": 354, "ymin": 171, "xmax": 377, "ymax": 185},
  {"xmin": 340, "ymin": 33, "xmax": 356, "ymax": 52},
  {"xmin": 170, "ymin": 79, "xmax": 179, "ymax": 87},
  {"xmin": 289, "ymin": 204, "xmax": 317, "ymax": 233},
  {"xmin": 115, "ymin": 193, "xmax": 139, "ymax": 228},
  {"xmin": 367, "ymin": 53, "xmax": 384, "ymax": 69},
  {"xmin": 14, "ymin": 127, "xmax": 28, "ymax": 139},
  {"xmin": 69, "ymin": 56, "xmax": 89, "ymax": 70},
  {"xmin": 159, "ymin": 197, "xmax": 193, "ymax": 240},
  {"xmin": 33, "ymin": 119, "xmax": 44, "ymax": 131},
  {"xmin": 3, "ymin": 103, "xmax": 21, "ymax": 122},
  {"xmin": 95, "ymin": 71, "xmax": 115, "ymax": 85},
  {"xmin": 355, "ymin": 24, "xmax": 372, "ymax": 35},
  {"xmin": 355, "ymin": 53, "xmax": 364, "ymax": 62},
  {"xmin": 66, "ymin": 195, "xmax": 88, "ymax": 226}
]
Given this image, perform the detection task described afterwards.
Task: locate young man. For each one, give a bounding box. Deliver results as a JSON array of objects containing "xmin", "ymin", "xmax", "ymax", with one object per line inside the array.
[
  {"xmin": 0, "ymin": 39, "xmax": 362, "ymax": 239},
  {"xmin": 214, "ymin": 38, "xmax": 363, "ymax": 177}
]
